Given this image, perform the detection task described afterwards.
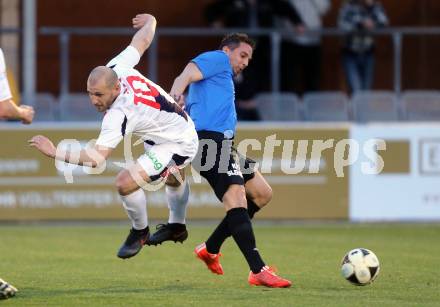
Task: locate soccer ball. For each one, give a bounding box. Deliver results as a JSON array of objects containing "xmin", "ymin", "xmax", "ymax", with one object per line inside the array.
[{"xmin": 341, "ymin": 248, "xmax": 380, "ymax": 286}]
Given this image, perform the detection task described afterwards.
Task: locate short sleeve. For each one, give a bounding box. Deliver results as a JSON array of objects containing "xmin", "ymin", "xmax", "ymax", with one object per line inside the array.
[
  {"xmin": 191, "ymin": 51, "xmax": 229, "ymax": 79},
  {"xmin": 106, "ymin": 46, "xmax": 141, "ymax": 70},
  {"xmin": 0, "ymin": 49, "xmax": 12, "ymax": 101},
  {"xmin": 95, "ymin": 109, "xmax": 127, "ymax": 148}
]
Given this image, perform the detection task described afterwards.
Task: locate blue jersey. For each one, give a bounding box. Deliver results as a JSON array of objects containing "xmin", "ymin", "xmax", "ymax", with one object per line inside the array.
[{"xmin": 186, "ymin": 50, "xmax": 236, "ymax": 137}]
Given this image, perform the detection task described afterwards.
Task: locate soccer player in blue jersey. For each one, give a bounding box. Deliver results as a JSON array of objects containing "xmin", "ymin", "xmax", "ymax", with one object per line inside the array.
[{"xmin": 149, "ymin": 33, "xmax": 291, "ymax": 288}]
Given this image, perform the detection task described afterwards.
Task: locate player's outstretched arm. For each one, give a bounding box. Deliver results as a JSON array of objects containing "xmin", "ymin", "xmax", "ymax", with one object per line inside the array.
[
  {"xmin": 130, "ymin": 13, "xmax": 157, "ymax": 57},
  {"xmin": 28, "ymin": 135, "xmax": 113, "ymax": 168},
  {"xmin": 170, "ymin": 63, "xmax": 203, "ymax": 105},
  {"xmin": 0, "ymin": 99, "xmax": 34, "ymax": 124}
]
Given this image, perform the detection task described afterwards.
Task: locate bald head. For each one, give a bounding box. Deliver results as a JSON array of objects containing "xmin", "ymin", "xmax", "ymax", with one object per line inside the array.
[
  {"xmin": 87, "ymin": 66, "xmax": 121, "ymax": 112},
  {"xmin": 88, "ymin": 66, "xmax": 119, "ymax": 89}
]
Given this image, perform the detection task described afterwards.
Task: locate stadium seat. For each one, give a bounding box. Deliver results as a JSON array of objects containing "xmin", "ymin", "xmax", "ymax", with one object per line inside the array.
[
  {"xmin": 28, "ymin": 93, "xmax": 57, "ymax": 121},
  {"xmin": 401, "ymin": 90, "xmax": 440, "ymax": 121},
  {"xmin": 59, "ymin": 93, "xmax": 102, "ymax": 121},
  {"xmin": 352, "ymin": 91, "xmax": 400, "ymax": 122},
  {"xmin": 303, "ymin": 91, "xmax": 350, "ymax": 121},
  {"xmin": 255, "ymin": 92, "xmax": 301, "ymax": 121}
]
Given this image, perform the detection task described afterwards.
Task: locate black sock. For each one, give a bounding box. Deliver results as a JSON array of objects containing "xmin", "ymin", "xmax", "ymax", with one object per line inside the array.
[
  {"xmin": 205, "ymin": 199, "xmax": 260, "ymax": 254},
  {"xmin": 247, "ymin": 199, "xmax": 261, "ymax": 219},
  {"xmin": 205, "ymin": 217, "xmax": 228, "ymax": 254},
  {"xmin": 225, "ymin": 207, "xmax": 265, "ymax": 273}
]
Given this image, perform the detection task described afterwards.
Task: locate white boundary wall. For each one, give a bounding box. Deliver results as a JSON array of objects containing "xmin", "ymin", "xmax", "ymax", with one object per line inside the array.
[{"xmin": 350, "ymin": 123, "xmax": 440, "ymax": 221}]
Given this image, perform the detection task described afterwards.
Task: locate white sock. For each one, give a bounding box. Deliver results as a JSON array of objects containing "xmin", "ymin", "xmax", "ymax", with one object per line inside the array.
[
  {"xmin": 120, "ymin": 189, "xmax": 148, "ymax": 230},
  {"xmin": 166, "ymin": 180, "xmax": 190, "ymax": 224}
]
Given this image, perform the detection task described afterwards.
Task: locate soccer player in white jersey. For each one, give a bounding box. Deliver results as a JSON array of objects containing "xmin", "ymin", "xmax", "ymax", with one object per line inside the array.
[
  {"xmin": 0, "ymin": 47, "xmax": 36, "ymax": 300},
  {"xmin": 29, "ymin": 14, "xmax": 198, "ymax": 259},
  {"xmin": 0, "ymin": 48, "xmax": 34, "ymax": 124}
]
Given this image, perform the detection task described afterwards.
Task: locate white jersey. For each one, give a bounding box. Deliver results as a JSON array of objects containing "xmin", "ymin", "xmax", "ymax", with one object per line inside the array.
[
  {"xmin": 95, "ymin": 46, "xmax": 196, "ymax": 153},
  {"xmin": 0, "ymin": 48, "xmax": 13, "ymax": 101}
]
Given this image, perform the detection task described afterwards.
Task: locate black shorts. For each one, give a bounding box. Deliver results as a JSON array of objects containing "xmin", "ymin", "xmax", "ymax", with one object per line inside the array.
[{"xmin": 193, "ymin": 131, "xmax": 256, "ymax": 201}]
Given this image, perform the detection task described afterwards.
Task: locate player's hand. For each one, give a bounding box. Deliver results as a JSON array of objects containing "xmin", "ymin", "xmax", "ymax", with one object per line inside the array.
[
  {"xmin": 19, "ymin": 105, "xmax": 35, "ymax": 124},
  {"xmin": 170, "ymin": 92, "xmax": 185, "ymax": 108},
  {"xmin": 132, "ymin": 14, "xmax": 155, "ymax": 29},
  {"xmin": 0, "ymin": 279, "xmax": 18, "ymax": 299},
  {"xmin": 28, "ymin": 135, "xmax": 56, "ymax": 158}
]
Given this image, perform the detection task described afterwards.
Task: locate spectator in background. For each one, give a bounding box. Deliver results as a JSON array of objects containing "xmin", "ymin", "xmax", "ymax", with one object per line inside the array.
[
  {"xmin": 0, "ymin": 48, "xmax": 34, "ymax": 124},
  {"xmin": 278, "ymin": 0, "xmax": 330, "ymax": 94},
  {"xmin": 338, "ymin": 0, "xmax": 388, "ymax": 94},
  {"xmin": 204, "ymin": 0, "xmax": 303, "ymax": 120}
]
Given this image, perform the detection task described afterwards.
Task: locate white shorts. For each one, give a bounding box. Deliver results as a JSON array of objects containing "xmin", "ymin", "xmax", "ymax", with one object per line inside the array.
[{"xmin": 137, "ymin": 136, "xmax": 198, "ymax": 181}]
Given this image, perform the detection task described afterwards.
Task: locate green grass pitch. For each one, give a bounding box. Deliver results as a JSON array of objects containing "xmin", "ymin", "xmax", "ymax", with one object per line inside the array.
[{"xmin": 0, "ymin": 223, "xmax": 439, "ymax": 306}]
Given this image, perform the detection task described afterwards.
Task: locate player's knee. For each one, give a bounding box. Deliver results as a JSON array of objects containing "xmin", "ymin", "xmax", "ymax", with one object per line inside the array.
[
  {"xmin": 222, "ymin": 185, "xmax": 246, "ymax": 209},
  {"xmin": 260, "ymin": 185, "xmax": 273, "ymax": 205},
  {"xmin": 165, "ymin": 177, "xmax": 180, "ymax": 188},
  {"xmin": 251, "ymin": 184, "xmax": 272, "ymax": 207},
  {"xmin": 165, "ymin": 171, "xmax": 185, "ymax": 188},
  {"xmin": 115, "ymin": 172, "xmax": 132, "ymax": 195}
]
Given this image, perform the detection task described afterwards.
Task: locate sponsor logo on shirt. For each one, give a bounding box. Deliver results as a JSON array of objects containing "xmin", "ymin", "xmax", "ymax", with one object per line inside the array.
[{"xmin": 146, "ymin": 151, "xmax": 163, "ymax": 171}]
